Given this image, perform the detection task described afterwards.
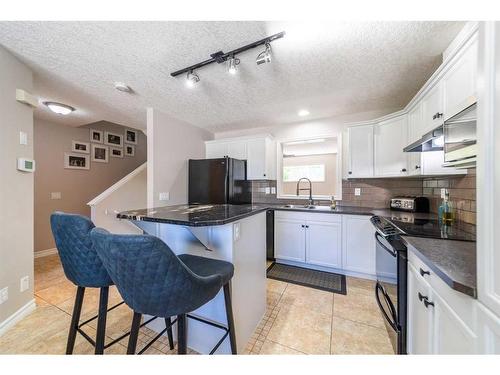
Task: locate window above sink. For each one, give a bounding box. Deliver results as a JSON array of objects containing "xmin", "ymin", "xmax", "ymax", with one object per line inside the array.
[{"xmin": 276, "ymin": 136, "xmax": 342, "ymax": 201}]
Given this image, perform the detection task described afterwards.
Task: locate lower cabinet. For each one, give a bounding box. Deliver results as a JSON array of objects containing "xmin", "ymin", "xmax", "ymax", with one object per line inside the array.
[
  {"xmin": 306, "ymin": 220, "xmax": 342, "ymax": 269},
  {"xmin": 407, "ymin": 257, "xmax": 477, "ymax": 354},
  {"xmin": 274, "ymin": 212, "xmax": 374, "ymax": 276},
  {"xmin": 275, "ymin": 213, "xmax": 342, "ymax": 269},
  {"xmin": 342, "ymin": 215, "xmax": 376, "ymax": 276}
]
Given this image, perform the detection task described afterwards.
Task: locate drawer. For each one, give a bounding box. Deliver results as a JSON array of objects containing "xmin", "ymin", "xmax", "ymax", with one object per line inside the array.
[
  {"xmin": 274, "ymin": 210, "xmax": 342, "ymax": 223},
  {"xmin": 408, "ymin": 247, "xmax": 477, "ymax": 330}
]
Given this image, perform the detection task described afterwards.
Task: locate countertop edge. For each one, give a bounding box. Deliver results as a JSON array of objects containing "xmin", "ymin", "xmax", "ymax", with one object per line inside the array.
[{"xmin": 402, "ymin": 237, "xmax": 477, "ymax": 298}]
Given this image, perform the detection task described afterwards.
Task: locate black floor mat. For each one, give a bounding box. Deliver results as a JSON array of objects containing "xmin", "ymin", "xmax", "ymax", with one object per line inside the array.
[{"xmin": 267, "ymin": 262, "xmax": 346, "ymax": 295}]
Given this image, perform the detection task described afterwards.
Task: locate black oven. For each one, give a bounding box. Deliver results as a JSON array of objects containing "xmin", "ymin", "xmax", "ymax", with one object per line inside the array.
[{"xmin": 371, "ymin": 216, "xmax": 408, "ymax": 354}]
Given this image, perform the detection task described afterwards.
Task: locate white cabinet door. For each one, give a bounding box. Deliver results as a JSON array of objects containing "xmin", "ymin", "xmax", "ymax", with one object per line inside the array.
[
  {"xmin": 442, "ymin": 38, "xmax": 478, "ymax": 120},
  {"xmin": 432, "ymin": 290, "xmax": 477, "ymax": 354},
  {"xmin": 374, "ymin": 115, "xmax": 408, "ymax": 177},
  {"xmin": 421, "ymin": 83, "xmax": 444, "ymax": 134},
  {"xmin": 347, "ymin": 124, "xmax": 374, "ymax": 178},
  {"xmin": 206, "ymin": 142, "xmax": 228, "ymax": 158},
  {"xmin": 407, "ymin": 264, "xmax": 434, "ymax": 354},
  {"xmin": 342, "ymin": 215, "xmax": 375, "ymax": 275},
  {"xmin": 407, "ymin": 104, "xmax": 424, "ymax": 176},
  {"xmin": 476, "ymin": 302, "xmax": 500, "ymax": 354},
  {"xmin": 226, "ymin": 140, "xmax": 247, "ymax": 160},
  {"xmin": 421, "ymin": 150, "xmax": 466, "ymax": 176},
  {"xmin": 247, "ymin": 138, "xmax": 268, "ymax": 180},
  {"xmin": 305, "ymin": 220, "xmax": 342, "ymax": 269},
  {"xmin": 275, "ymin": 219, "xmax": 306, "ymax": 262}
]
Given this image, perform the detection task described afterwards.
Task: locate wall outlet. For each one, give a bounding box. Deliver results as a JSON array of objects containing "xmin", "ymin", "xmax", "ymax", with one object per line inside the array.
[
  {"xmin": 354, "ymin": 188, "xmax": 361, "ymax": 196},
  {"xmin": 50, "ymin": 192, "xmax": 62, "ymax": 200},
  {"xmin": 271, "ymin": 187, "xmax": 276, "ymax": 194},
  {"xmin": 19, "ymin": 131, "xmax": 28, "ymax": 145},
  {"xmin": 20, "ymin": 276, "xmax": 29, "ymax": 292},
  {"xmin": 440, "ymin": 188, "xmax": 448, "ymax": 199},
  {"xmin": 265, "ymin": 187, "xmax": 271, "ymax": 194},
  {"xmin": 159, "ymin": 192, "xmax": 170, "ymax": 201},
  {"xmin": 0, "ymin": 287, "xmax": 8, "ymax": 305}
]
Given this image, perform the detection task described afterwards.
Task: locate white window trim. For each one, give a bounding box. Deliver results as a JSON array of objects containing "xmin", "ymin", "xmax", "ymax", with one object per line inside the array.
[{"xmin": 276, "ymin": 134, "xmax": 343, "ymax": 201}]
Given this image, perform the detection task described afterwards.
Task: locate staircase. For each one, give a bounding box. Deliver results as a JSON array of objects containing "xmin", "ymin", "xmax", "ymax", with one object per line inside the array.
[{"xmin": 87, "ymin": 162, "xmax": 146, "ymax": 234}]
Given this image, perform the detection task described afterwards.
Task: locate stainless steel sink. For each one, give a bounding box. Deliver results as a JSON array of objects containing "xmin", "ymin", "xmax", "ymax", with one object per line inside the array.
[{"xmin": 282, "ymin": 204, "xmax": 335, "ymax": 211}]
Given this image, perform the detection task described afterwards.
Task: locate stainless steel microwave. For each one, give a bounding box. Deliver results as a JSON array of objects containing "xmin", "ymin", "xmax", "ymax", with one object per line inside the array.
[{"xmin": 442, "ymin": 102, "xmax": 477, "ymax": 168}]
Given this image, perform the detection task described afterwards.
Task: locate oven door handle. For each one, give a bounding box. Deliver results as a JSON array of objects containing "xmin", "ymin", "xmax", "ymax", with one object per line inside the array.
[
  {"xmin": 375, "ymin": 282, "xmax": 399, "ymax": 331},
  {"xmin": 375, "ymin": 232, "xmax": 397, "ymax": 257}
]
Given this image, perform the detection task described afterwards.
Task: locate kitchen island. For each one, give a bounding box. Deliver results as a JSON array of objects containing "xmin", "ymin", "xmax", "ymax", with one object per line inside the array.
[{"xmin": 118, "ymin": 204, "xmax": 268, "ymax": 354}]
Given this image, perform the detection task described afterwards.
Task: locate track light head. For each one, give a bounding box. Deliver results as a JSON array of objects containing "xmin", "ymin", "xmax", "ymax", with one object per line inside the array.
[
  {"xmin": 186, "ymin": 71, "xmax": 200, "ymax": 88},
  {"xmin": 227, "ymin": 56, "xmax": 240, "ymax": 75},
  {"xmin": 256, "ymin": 42, "xmax": 272, "ymax": 65}
]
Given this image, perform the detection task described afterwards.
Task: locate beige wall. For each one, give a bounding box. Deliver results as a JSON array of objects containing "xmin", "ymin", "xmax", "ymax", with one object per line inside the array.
[
  {"xmin": 0, "ymin": 46, "xmax": 34, "ymax": 325},
  {"xmin": 282, "ymin": 154, "xmax": 338, "ymax": 196},
  {"xmin": 34, "ymin": 119, "xmax": 147, "ymax": 252},
  {"xmin": 147, "ymin": 108, "xmax": 213, "ymax": 208}
]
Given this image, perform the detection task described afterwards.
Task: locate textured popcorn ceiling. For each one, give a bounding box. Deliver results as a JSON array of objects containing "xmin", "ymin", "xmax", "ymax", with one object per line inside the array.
[{"xmin": 0, "ymin": 21, "xmax": 464, "ymax": 131}]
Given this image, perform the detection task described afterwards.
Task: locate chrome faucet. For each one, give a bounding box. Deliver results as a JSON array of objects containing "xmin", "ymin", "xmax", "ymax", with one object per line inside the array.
[{"xmin": 296, "ymin": 177, "xmax": 314, "ymax": 206}]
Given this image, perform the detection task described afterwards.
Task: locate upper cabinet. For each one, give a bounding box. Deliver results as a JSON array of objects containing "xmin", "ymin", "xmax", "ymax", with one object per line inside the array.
[
  {"xmin": 347, "ymin": 124, "xmax": 374, "ymax": 178},
  {"xmin": 442, "ymin": 38, "xmax": 478, "ymax": 120},
  {"xmin": 421, "ymin": 83, "xmax": 444, "ymax": 135},
  {"xmin": 374, "ymin": 115, "xmax": 408, "ymax": 177},
  {"xmin": 205, "ymin": 135, "xmax": 275, "ymax": 180}
]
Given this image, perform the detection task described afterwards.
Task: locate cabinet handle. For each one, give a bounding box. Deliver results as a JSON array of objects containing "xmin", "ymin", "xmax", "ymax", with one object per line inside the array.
[
  {"xmin": 301, "ymin": 225, "xmax": 305, "ymax": 228},
  {"xmin": 418, "ymin": 292, "xmax": 427, "ymax": 302},
  {"xmin": 432, "ymin": 112, "xmax": 443, "ymax": 120},
  {"xmin": 423, "ymin": 299, "xmax": 435, "ymax": 308},
  {"xmin": 401, "ymin": 168, "xmax": 407, "ymax": 172},
  {"xmin": 415, "ymin": 165, "xmax": 421, "ymax": 170},
  {"xmin": 419, "ymin": 268, "xmax": 431, "ymax": 277},
  {"xmin": 348, "ymin": 171, "xmax": 352, "ymax": 175},
  {"xmin": 263, "ymin": 173, "xmax": 266, "ymax": 177},
  {"xmin": 305, "ymin": 225, "xmax": 309, "ymax": 228}
]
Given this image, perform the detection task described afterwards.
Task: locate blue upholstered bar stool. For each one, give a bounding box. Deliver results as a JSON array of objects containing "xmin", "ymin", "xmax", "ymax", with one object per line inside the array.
[
  {"xmin": 50, "ymin": 212, "xmax": 174, "ymax": 354},
  {"xmin": 90, "ymin": 228, "xmax": 237, "ymax": 355}
]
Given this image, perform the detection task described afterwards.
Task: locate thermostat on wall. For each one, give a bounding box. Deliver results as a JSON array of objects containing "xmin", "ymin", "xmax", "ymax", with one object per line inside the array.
[{"xmin": 17, "ymin": 158, "xmax": 35, "ymax": 172}]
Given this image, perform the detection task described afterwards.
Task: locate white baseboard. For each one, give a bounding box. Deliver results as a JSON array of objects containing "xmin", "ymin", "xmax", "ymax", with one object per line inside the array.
[
  {"xmin": 34, "ymin": 248, "xmax": 58, "ymax": 258},
  {"xmin": 0, "ymin": 299, "xmax": 36, "ymax": 337}
]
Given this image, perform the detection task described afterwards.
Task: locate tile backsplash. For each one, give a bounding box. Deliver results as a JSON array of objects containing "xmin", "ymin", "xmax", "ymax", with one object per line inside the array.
[{"xmin": 250, "ymin": 170, "xmax": 477, "ymax": 225}]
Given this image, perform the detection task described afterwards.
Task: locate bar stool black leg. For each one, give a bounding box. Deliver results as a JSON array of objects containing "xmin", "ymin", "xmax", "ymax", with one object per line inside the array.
[
  {"xmin": 223, "ymin": 283, "xmax": 237, "ymax": 354},
  {"xmin": 127, "ymin": 312, "xmax": 142, "ymax": 354},
  {"xmin": 165, "ymin": 317, "xmax": 174, "ymax": 350},
  {"xmin": 95, "ymin": 286, "xmax": 109, "ymax": 354},
  {"xmin": 177, "ymin": 314, "xmax": 187, "ymax": 354},
  {"xmin": 66, "ymin": 286, "xmax": 85, "ymax": 354}
]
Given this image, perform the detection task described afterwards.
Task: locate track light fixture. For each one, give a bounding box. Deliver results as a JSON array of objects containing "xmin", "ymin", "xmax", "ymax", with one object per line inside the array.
[
  {"xmin": 170, "ymin": 31, "xmax": 285, "ymax": 82},
  {"xmin": 256, "ymin": 42, "xmax": 272, "ymax": 65},
  {"xmin": 186, "ymin": 71, "xmax": 200, "ymax": 88},
  {"xmin": 227, "ymin": 56, "xmax": 240, "ymax": 75}
]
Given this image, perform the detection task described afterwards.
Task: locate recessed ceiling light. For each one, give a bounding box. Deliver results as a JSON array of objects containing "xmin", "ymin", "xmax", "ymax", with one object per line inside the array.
[
  {"xmin": 186, "ymin": 71, "xmax": 200, "ymax": 88},
  {"xmin": 43, "ymin": 101, "xmax": 75, "ymax": 115},
  {"xmin": 114, "ymin": 82, "xmax": 132, "ymax": 93},
  {"xmin": 298, "ymin": 109, "xmax": 310, "ymax": 117}
]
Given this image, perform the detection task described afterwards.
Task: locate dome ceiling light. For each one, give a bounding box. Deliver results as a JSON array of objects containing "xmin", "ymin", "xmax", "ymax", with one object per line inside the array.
[
  {"xmin": 43, "ymin": 101, "xmax": 75, "ymax": 115},
  {"xmin": 170, "ymin": 31, "xmax": 285, "ymax": 86}
]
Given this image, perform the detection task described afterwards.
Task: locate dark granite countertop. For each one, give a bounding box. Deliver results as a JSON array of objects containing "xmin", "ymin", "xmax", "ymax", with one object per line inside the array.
[
  {"xmin": 117, "ymin": 204, "xmax": 269, "ymax": 227},
  {"xmin": 402, "ymin": 236, "xmax": 477, "ymax": 298}
]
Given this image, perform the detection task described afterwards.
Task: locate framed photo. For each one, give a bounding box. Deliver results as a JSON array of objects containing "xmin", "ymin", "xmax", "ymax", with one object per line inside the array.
[
  {"xmin": 71, "ymin": 140, "xmax": 90, "ymax": 154},
  {"xmin": 90, "ymin": 129, "xmax": 103, "ymax": 143},
  {"xmin": 125, "ymin": 129, "xmax": 138, "ymax": 145},
  {"xmin": 104, "ymin": 131, "xmax": 123, "ymax": 147},
  {"xmin": 91, "ymin": 144, "xmax": 109, "ymax": 163},
  {"xmin": 110, "ymin": 147, "xmax": 123, "ymax": 158},
  {"xmin": 64, "ymin": 152, "xmax": 90, "ymax": 170},
  {"xmin": 125, "ymin": 145, "xmax": 135, "ymax": 157}
]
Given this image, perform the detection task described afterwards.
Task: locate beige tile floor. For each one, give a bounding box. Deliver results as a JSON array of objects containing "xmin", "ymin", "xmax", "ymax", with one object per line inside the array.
[{"xmin": 0, "ymin": 255, "xmax": 393, "ymax": 355}]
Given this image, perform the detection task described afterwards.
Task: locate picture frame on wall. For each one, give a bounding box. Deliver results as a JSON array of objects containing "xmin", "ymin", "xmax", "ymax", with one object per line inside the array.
[
  {"xmin": 92, "ymin": 144, "xmax": 109, "ymax": 163},
  {"xmin": 104, "ymin": 131, "xmax": 123, "ymax": 147},
  {"xmin": 90, "ymin": 129, "xmax": 103, "ymax": 143},
  {"xmin": 71, "ymin": 140, "xmax": 90, "ymax": 154},
  {"xmin": 64, "ymin": 152, "xmax": 90, "ymax": 170},
  {"xmin": 125, "ymin": 129, "xmax": 138, "ymax": 145},
  {"xmin": 125, "ymin": 144, "xmax": 135, "ymax": 157},
  {"xmin": 110, "ymin": 147, "xmax": 123, "ymax": 158}
]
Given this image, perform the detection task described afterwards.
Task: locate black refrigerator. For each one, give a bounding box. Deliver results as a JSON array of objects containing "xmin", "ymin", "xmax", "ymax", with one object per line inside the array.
[{"xmin": 188, "ymin": 157, "xmax": 251, "ymax": 205}]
